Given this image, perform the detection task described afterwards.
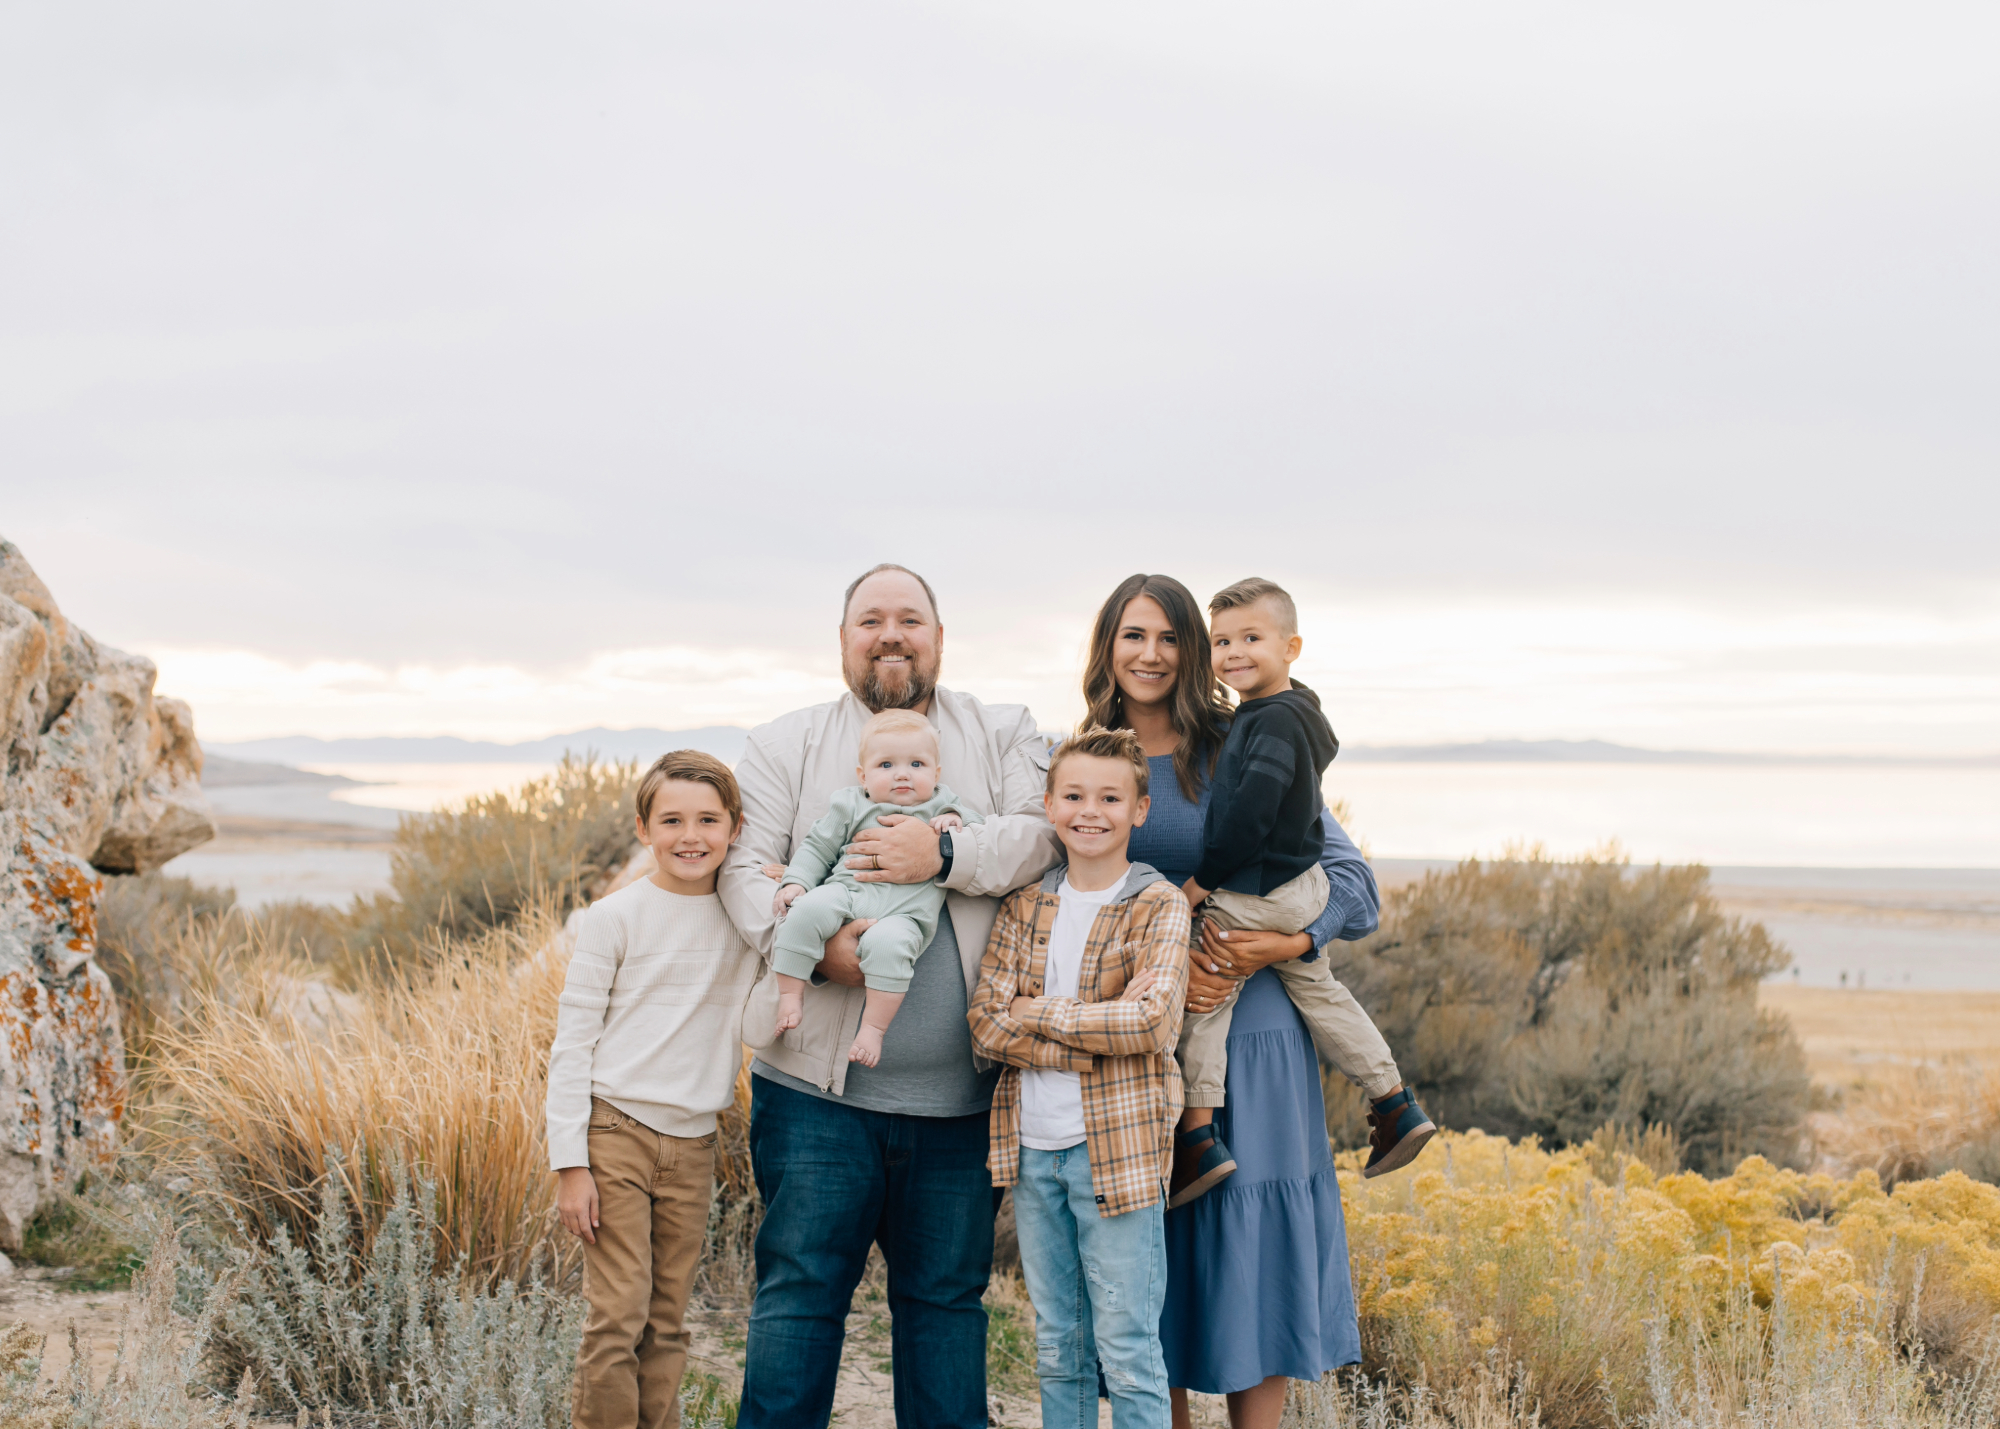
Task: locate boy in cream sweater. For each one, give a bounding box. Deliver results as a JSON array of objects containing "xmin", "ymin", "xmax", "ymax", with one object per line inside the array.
[{"xmin": 547, "ymin": 750, "xmax": 773, "ymax": 1429}]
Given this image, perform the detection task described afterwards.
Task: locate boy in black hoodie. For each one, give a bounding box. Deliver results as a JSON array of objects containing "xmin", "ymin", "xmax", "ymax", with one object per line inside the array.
[{"xmin": 1168, "ymin": 578, "xmax": 1433, "ymax": 1208}]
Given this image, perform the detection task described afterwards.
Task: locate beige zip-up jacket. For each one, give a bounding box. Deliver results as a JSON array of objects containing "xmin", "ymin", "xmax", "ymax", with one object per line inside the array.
[{"xmin": 718, "ymin": 687, "xmax": 1061, "ymax": 1097}]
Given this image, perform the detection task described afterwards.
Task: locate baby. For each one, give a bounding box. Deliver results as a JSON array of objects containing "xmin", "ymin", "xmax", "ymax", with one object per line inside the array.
[{"xmin": 771, "ymin": 709, "xmax": 983, "ymax": 1065}]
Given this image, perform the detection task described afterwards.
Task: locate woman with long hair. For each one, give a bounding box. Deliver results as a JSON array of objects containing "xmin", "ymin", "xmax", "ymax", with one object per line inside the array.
[{"xmin": 1081, "ymin": 573, "xmax": 1378, "ymax": 1429}]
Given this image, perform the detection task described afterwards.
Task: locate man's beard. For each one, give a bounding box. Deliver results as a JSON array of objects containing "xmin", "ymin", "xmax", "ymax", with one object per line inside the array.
[{"xmin": 846, "ymin": 645, "xmax": 938, "ymax": 712}]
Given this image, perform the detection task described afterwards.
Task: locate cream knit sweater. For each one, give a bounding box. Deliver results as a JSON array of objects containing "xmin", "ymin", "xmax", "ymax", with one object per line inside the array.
[{"xmin": 546, "ymin": 878, "xmax": 763, "ymax": 1169}]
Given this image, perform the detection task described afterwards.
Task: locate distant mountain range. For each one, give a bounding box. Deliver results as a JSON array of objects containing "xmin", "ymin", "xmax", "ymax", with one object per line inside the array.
[
  {"xmin": 204, "ymin": 728, "xmax": 1996, "ymax": 768},
  {"xmin": 205, "ymin": 725, "xmax": 748, "ymax": 766},
  {"xmin": 1340, "ymin": 739, "xmax": 1997, "ymax": 766}
]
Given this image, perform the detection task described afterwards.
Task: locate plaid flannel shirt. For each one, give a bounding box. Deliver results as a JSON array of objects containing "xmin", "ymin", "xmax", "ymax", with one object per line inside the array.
[{"xmin": 966, "ymin": 863, "xmax": 1190, "ymax": 1217}]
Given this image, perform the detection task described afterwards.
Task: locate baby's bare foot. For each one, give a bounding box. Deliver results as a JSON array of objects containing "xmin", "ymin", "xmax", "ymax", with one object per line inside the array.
[
  {"xmin": 849, "ymin": 1024, "xmax": 885, "ymax": 1066},
  {"xmin": 775, "ymin": 993, "xmax": 803, "ymax": 1035}
]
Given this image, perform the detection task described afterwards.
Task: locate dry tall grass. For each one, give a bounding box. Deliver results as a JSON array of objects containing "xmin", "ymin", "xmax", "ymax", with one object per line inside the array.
[
  {"xmin": 148, "ymin": 905, "xmax": 575, "ymax": 1290},
  {"xmin": 1819, "ymin": 1061, "xmax": 2000, "ymax": 1188}
]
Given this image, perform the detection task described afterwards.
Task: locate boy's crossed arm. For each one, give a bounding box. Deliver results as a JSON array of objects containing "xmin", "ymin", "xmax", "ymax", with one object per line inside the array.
[
  {"xmin": 1013, "ymin": 888, "xmax": 1189, "ymax": 1057},
  {"xmin": 968, "ymin": 891, "xmax": 1093, "ymax": 1070},
  {"xmin": 968, "ymin": 888, "xmax": 1190, "ymax": 1064}
]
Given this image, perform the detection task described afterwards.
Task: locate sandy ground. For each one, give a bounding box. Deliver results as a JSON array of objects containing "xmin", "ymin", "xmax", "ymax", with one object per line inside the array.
[
  {"xmin": 683, "ymin": 1251, "xmax": 1233, "ymax": 1428},
  {"xmin": 0, "ymin": 1265, "xmax": 138, "ymax": 1386},
  {"xmin": 0, "ymin": 1263, "xmax": 1236, "ymax": 1427},
  {"xmin": 1758, "ymin": 984, "xmax": 2000, "ymax": 1087}
]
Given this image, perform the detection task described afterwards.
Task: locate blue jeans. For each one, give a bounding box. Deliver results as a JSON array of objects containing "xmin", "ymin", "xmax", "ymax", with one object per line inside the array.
[
  {"xmin": 1013, "ymin": 1144, "xmax": 1170, "ymax": 1429},
  {"xmin": 738, "ymin": 1077, "xmax": 999, "ymax": 1429}
]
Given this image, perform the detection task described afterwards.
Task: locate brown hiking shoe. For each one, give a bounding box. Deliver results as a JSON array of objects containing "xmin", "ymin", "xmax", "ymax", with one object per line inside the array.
[
  {"xmin": 1167, "ymin": 1124, "xmax": 1238, "ymax": 1209},
  {"xmin": 1364, "ymin": 1088, "xmax": 1436, "ymax": 1179}
]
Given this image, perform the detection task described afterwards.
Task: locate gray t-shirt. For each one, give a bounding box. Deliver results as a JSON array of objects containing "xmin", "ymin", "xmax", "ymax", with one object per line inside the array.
[{"xmin": 751, "ymin": 912, "xmax": 998, "ymax": 1118}]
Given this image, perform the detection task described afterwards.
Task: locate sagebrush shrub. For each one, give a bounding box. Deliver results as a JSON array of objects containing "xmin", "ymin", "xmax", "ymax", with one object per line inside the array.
[
  {"xmin": 188, "ymin": 1167, "xmax": 582, "ymax": 1427},
  {"xmin": 345, "ymin": 754, "xmax": 638, "ymax": 963},
  {"xmin": 1326, "ymin": 852, "xmax": 1808, "ymax": 1171}
]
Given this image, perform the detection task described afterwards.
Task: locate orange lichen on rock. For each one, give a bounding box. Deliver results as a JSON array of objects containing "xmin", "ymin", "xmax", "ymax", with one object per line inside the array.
[{"xmin": 0, "ymin": 537, "xmax": 202, "ymax": 1246}]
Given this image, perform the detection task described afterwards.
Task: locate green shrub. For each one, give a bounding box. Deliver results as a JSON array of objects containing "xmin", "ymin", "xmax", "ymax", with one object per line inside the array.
[
  {"xmin": 95, "ymin": 875, "xmax": 348, "ymax": 1076},
  {"xmin": 17, "ymin": 1179, "xmax": 143, "ymax": 1291},
  {"xmin": 678, "ymin": 1371, "xmax": 738, "ymax": 1428},
  {"xmin": 983, "ymin": 1273, "xmax": 1038, "ymax": 1400},
  {"xmin": 1324, "ymin": 851, "xmax": 1809, "ymax": 1173}
]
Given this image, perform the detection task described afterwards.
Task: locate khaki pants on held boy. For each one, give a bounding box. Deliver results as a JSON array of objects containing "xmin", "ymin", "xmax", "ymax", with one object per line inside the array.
[
  {"xmin": 573, "ymin": 1098, "xmax": 715, "ymax": 1429},
  {"xmin": 1179, "ymin": 865, "xmax": 1401, "ymax": 1107}
]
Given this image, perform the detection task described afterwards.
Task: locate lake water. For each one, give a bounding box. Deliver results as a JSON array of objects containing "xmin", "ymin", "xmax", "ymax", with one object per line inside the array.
[
  {"xmin": 173, "ymin": 756, "xmax": 1991, "ymax": 988},
  {"xmin": 1326, "ymin": 763, "xmax": 1999, "ymax": 867},
  {"xmin": 294, "ymin": 759, "xmax": 2000, "ymax": 869},
  {"xmin": 306, "ymin": 762, "xmax": 558, "ymax": 813}
]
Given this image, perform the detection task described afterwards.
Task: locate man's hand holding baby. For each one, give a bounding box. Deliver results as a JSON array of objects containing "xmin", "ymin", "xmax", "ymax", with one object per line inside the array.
[{"xmin": 846, "ymin": 814, "xmax": 946, "ymax": 883}]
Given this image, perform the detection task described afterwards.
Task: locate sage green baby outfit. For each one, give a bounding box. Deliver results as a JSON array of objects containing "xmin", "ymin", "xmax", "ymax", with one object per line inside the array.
[{"xmin": 772, "ymin": 784, "xmax": 984, "ymax": 994}]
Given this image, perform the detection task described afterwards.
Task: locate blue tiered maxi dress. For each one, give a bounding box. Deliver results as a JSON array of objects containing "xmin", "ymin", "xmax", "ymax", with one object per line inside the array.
[{"xmin": 1131, "ymin": 753, "xmax": 1373, "ymax": 1394}]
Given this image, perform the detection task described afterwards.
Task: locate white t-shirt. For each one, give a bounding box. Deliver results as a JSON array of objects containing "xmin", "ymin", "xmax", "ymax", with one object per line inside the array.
[{"xmin": 1018, "ymin": 875, "xmax": 1122, "ymax": 1151}]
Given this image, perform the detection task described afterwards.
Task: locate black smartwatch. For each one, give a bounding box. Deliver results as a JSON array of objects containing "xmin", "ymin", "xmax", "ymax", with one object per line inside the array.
[{"xmin": 937, "ymin": 829, "xmax": 954, "ymax": 883}]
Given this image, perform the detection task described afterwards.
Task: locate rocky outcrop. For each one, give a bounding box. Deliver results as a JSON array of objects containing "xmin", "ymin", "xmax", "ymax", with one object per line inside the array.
[{"xmin": 0, "ymin": 539, "xmax": 216, "ymax": 1246}]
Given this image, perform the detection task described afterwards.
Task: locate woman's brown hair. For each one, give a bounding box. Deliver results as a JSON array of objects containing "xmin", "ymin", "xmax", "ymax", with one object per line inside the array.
[{"xmin": 1081, "ymin": 573, "xmax": 1232, "ymax": 801}]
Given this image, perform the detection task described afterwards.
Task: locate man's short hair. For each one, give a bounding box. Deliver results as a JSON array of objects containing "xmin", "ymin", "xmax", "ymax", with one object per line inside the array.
[
  {"xmin": 636, "ymin": 749, "xmax": 742, "ymax": 827},
  {"xmin": 1208, "ymin": 577, "xmax": 1298, "ymax": 637},
  {"xmin": 1046, "ymin": 725, "xmax": 1150, "ymax": 799},
  {"xmin": 858, "ymin": 708, "xmax": 937, "ymax": 761},
  {"xmin": 842, "ymin": 563, "xmax": 942, "ymax": 625}
]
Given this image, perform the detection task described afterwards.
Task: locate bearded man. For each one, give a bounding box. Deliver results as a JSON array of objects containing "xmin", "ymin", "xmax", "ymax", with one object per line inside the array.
[{"xmin": 719, "ymin": 564, "xmax": 1061, "ymax": 1429}]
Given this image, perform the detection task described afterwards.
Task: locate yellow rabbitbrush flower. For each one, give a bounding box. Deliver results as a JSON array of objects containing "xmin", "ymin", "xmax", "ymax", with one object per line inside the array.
[{"xmin": 1337, "ymin": 1130, "xmax": 2000, "ymax": 1428}]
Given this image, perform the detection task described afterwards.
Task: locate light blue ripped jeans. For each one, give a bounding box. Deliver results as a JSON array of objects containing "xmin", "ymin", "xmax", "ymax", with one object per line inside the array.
[{"xmin": 1012, "ymin": 1144, "xmax": 1169, "ymax": 1429}]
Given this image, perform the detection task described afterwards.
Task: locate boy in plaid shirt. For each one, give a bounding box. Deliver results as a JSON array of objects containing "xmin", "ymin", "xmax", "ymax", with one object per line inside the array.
[{"xmin": 967, "ymin": 725, "xmax": 1190, "ymax": 1429}]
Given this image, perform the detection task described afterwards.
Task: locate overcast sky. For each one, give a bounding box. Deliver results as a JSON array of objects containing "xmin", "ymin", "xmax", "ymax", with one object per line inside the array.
[{"xmin": 6, "ymin": 0, "xmax": 1996, "ymax": 753}]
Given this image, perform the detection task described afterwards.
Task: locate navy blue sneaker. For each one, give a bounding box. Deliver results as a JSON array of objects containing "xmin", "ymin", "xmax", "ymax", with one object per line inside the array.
[
  {"xmin": 1364, "ymin": 1088, "xmax": 1436, "ymax": 1179},
  {"xmin": 1167, "ymin": 1124, "xmax": 1237, "ymax": 1208}
]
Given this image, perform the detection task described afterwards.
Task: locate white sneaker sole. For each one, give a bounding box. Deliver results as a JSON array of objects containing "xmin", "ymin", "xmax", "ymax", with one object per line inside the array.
[{"xmin": 1166, "ymin": 1159, "xmax": 1238, "ymax": 1210}]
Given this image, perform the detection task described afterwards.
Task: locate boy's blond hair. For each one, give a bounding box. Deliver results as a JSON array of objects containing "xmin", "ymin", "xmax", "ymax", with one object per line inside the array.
[
  {"xmin": 1046, "ymin": 725, "xmax": 1150, "ymax": 799},
  {"xmin": 1209, "ymin": 576, "xmax": 1298, "ymax": 637},
  {"xmin": 858, "ymin": 708, "xmax": 938, "ymax": 761},
  {"xmin": 636, "ymin": 749, "xmax": 742, "ymax": 826}
]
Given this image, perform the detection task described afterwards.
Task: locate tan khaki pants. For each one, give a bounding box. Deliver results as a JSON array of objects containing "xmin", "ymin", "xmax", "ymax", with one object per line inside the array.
[
  {"xmin": 1179, "ymin": 866, "xmax": 1402, "ymax": 1107},
  {"xmin": 572, "ymin": 1098, "xmax": 716, "ymax": 1429}
]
